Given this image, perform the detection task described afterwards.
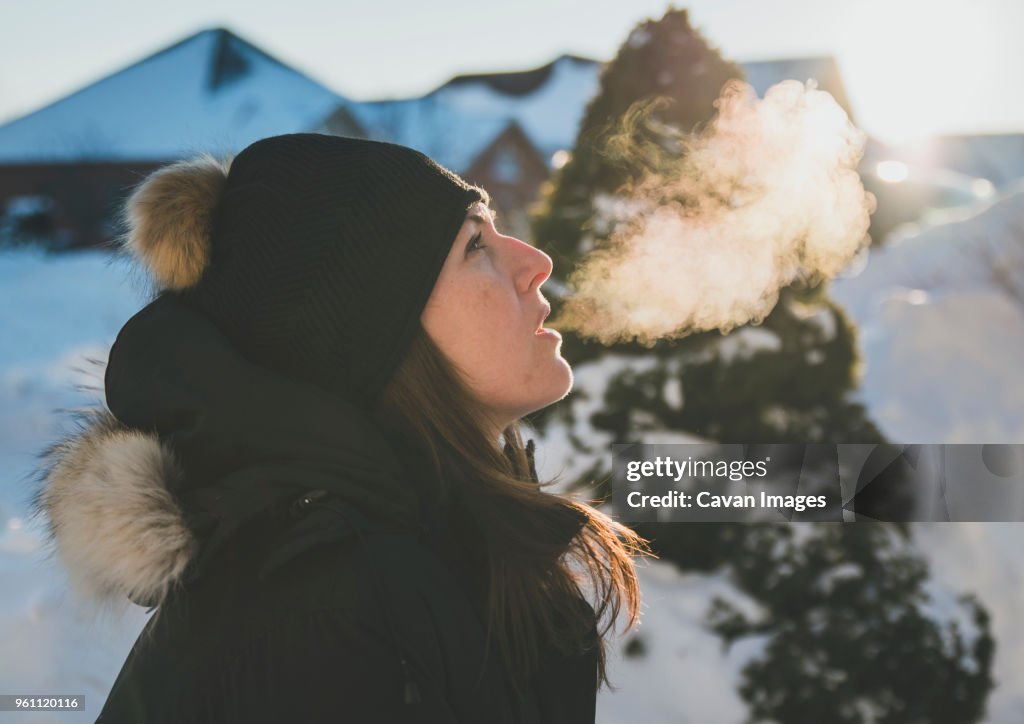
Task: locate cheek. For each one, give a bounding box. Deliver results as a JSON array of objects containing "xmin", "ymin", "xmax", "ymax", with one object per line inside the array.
[
  {"xmin": 459, "ymin": 279, "xmax": 507, "ymax": 337},
  {"xmin": 426, "ymin": 277, "xmax": 511, "ymax": 361},
  {"xmin": 466, "ymin": 293, "xmax": 533, "ymax": 379},
  {"xmin": 469, "ymin": 283, "xmax": 522, "ymax": 362}
]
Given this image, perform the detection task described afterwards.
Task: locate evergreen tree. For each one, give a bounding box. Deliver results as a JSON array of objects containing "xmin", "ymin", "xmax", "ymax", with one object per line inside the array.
[
  {"xmin": 533, "ymin": 7, "xmax": 744, "ymax": 276},
  {"xmin": 708, "ymin": 524, "xmax": 995, "ymax": 723},
  {"xmin": 530, "ymin": 6, "xmax": 884, "ymax": 480}
]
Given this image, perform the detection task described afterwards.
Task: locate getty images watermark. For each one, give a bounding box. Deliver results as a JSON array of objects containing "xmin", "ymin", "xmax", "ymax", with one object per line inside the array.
[{"xmin": 612, "ymin": 444, "xmax": 1024, "ymax": 522}]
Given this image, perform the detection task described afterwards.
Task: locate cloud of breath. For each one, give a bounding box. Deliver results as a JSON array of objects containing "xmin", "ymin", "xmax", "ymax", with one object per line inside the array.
[{"xmin": 557, "ymin": 79, "xmax": 875, "ymax": 346}]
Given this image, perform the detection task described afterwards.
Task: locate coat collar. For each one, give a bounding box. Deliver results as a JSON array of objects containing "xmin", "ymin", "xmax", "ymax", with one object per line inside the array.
[{"xmin": 31, "ymin": 292, "xmax": 434, "ymax": 610}]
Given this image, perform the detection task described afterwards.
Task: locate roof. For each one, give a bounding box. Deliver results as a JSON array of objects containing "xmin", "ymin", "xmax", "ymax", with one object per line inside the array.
[
  {"xmin": 346, "ymin": 55, "xmax": 603, "ymax": 171},
  {"xmin": 0, "ymin": 28, "xmax": 345, "ymax": 163},
  {"xmin": 445, "ymin": 54, "xmax": 598, "ymax": 96}
]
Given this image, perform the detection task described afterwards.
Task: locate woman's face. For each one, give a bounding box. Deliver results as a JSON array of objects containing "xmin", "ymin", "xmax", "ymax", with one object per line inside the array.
[{"xmin": 422, "ymin": 201, "xmax": 572, "ymax": 432}]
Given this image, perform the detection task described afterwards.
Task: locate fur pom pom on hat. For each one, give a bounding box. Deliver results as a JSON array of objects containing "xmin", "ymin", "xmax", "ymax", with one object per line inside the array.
[
  {"xmin": 116, "ymin": 133, "xmax": 486, "ymax": 408},
  {"xmin": 121, "ymin": 154, "xmax": 232, "ymax": 291}
]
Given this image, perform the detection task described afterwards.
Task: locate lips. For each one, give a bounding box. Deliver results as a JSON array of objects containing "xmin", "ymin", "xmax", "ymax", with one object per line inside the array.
[{"xmin": 535, "ymin": 303, "xmax": 551, "ymax": 333}]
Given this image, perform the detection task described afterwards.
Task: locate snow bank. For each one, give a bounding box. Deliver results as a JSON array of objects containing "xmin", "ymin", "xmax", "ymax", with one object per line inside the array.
[{"xmin": 832, "ymin": 186, "xmax": 1024, "ymax": 443}]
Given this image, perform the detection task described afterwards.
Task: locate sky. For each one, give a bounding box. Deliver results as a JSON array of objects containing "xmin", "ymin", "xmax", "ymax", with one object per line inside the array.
[{"xmin": 0, "ymin": 0, "xmax": 1021, "ymax": 146}]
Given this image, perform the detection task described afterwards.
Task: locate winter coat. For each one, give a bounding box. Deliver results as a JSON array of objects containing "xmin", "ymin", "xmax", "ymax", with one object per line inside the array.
[{"xmin": 34, "ymin": 292, "xmax": 599, "ymax": 723}]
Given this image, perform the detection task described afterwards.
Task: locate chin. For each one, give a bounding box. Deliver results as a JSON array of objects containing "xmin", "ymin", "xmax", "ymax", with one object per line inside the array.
[
  {"xmin": 537, "ymin": 358, "xmax": 574, "ymax": 408},
  {"xmin": 493, "ymin": 358, "xmax": 575, "ymax": 422},
  {"xmin": 505, "ymin": 375, "xmax": 573, "ymax": 422},
  {"xmin": 553, "ymin": 357, "xmax": 574, "ymax": 400}
]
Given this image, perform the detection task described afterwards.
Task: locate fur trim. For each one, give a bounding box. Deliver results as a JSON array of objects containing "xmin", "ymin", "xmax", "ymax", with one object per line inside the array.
[
  {"xmin": 33, "ymin": 408, "xmax": 196, "ymax": 608},
  {"xmin": 121, "ymin": 154, "xmax": 232, "ymax": 291}
]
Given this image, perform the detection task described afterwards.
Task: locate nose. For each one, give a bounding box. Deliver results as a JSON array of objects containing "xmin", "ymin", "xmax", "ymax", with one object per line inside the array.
[{"xmin": 509, "ymin": 236, "xmax": 553, "ymax": 295}]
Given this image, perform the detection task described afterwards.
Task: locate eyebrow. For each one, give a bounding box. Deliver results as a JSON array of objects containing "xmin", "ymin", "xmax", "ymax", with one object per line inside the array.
[{"xmin": 466, "ymin": 204, "xmax": 496, "ymax": 225}]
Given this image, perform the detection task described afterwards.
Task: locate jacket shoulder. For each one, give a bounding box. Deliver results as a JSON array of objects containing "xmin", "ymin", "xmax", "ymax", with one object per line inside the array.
[{"xmin": 173, "ymin": 500, "xmax": 427, "ymax": 625}]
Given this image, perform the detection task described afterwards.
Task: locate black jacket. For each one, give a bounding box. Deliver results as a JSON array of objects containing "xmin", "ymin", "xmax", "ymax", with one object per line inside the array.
[{"xmin": 33, "ymin": 293, "xmax": 598, "ymax": 723}]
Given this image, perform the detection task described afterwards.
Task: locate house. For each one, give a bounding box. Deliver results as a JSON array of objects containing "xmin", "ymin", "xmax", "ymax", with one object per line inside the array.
[
  {"xmin": 460, "ymin": 122, "xmax": 555, "ymax": 240},
  {"xmin": 0, "ymin": 28, "xmax": 352, "ymax": 248}
]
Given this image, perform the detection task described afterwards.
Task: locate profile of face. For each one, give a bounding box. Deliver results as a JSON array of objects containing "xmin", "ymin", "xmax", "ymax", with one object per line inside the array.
[{"xmin": 421, "ymin": 201, "xmax": 572, "ymax": 434}]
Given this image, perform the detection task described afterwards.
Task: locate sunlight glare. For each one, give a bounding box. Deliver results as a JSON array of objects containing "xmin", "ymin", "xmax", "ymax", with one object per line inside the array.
[
  {"xmin": 876, "ymin": 160, "xmax": 909, "ymax": 183},
  {"xmin": 551, "ymin": 149, "xmax": 571, "ymax": 169},
  {"xmin": 971, "ymin": 178, "xmax": 995, "ymax": 198},
  {"xmin": 839, "ymin": 0, "xmax": 999, "ymax": 145}
]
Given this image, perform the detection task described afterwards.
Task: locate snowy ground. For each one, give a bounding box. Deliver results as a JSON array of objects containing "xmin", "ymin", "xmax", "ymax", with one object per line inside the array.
[{"xmin": 1, "ymin": 204, "xmax": 1023, "ymax": 722}]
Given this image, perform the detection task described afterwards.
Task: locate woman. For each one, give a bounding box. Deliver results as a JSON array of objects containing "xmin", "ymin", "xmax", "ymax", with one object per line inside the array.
[{"xmin": 33, "ymin": 134, "xmax": 648, "ymax": 723}]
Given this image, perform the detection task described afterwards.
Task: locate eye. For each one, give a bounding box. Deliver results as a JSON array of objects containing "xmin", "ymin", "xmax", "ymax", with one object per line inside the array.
[{"xmin": 466, "ymin": 231, "xmax": 486, "ymax": 255}]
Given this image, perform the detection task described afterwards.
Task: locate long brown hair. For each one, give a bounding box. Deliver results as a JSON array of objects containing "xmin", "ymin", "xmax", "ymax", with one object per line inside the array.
[{"xmin": 374, "ymin": 325, "xmax": 652, "ymax": 696}]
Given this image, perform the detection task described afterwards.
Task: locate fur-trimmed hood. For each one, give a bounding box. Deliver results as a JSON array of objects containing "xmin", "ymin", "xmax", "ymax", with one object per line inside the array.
[
  {"xmin": 33, "ymin": 406, "xmax": 197, "ymax": 609},
  {"xmin": 31, "ymin": 292, "xmax": 430, "ymax": 611}
]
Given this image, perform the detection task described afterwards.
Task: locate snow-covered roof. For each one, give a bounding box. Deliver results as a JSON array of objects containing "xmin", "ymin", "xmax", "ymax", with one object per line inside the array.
[
  {"xmin": 346, "ymin": 55, "xmax": 602, "ymax": 172},
  {"xmin": 0, "ymin": 29, "xmax": 345, "ymax": 163}
]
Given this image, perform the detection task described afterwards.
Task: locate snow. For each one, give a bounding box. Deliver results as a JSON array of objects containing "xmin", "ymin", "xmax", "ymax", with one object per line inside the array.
[
  {"xmin": 933, "ymin": 134, "xmax": 1024, "ymax": 190},
  {"xmin": 788, "ymin": 298, "xmax": 837, "ymax": 339},
  {"xmin": 714, "ymin": 326, "xmax": 782, "ymax": 364},
  {"xmin": 627, "ymin": 28, "xmax": 652, "ymax": 49},
  {"xmin": 595, "ymin": 564, "xmax": 755, "ymax": 724},
  {"xmin": 875, "ymin": 134, "xmax": 1024, "ymax": 191},
  {"xmin": 0, "ymin": 247, "xmax": 151, "ymax": 722},
  {"xmin": 590, "ymin": 192, "xmax": 653, "ymax": 236},
  {"xmin": 347, "ymin": 55, "xmax": 601, "ymax": 172},
  {"xmin": 4, "ymin": 195, "xmax": 53, "ymax": 218},
  {"xmin": 346, "ymin": 99, "xmax": 511, "ymax": 174},
  {"xmin": 760, "ymin": 405, "xmax": 792, "ymax": 431},
  {"xmin": 813, "ymin": 562, "xmax": 864, "ymax": 595},
  {"xmin": 915, "ymin": 524, "xmax": 1024, "ymax": 721},
  {"xmin": 831, "ymin": 185, "xmax": 1024, "ymax": 443},
  {"xmin": 0, "ymin": 29, "xmax": 345, "ymax": 163},
  {"xmin": 663, "ymin": 376, "xmax": 684, "ymax": 410}
]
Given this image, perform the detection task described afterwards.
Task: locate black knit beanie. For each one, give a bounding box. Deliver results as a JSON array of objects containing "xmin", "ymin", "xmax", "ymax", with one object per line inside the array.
[{"xmin": 121, "ymin": 133, "xmax": 486, "ymax": 408}]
